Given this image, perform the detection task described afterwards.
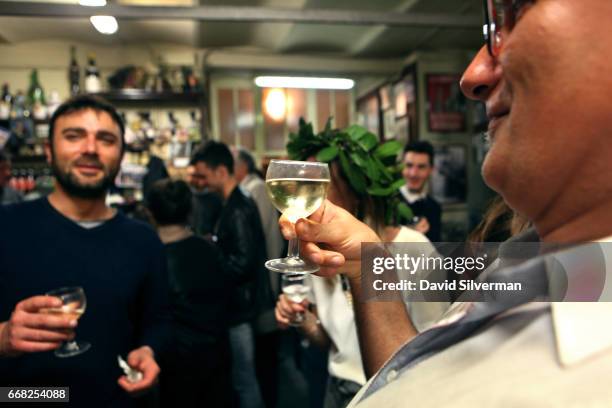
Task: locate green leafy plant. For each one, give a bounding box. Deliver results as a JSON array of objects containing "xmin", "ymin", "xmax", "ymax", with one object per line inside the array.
[{"xmin": 287, "ymin": 118, "xmax": 413, "ymax": 225}]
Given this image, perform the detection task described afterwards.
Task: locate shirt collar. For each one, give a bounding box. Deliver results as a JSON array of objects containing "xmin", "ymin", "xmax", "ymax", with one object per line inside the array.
[
  {"xmin": 399, "ymin": 185, "xmax": 427, "ymax": 204},
  {"xmin": 551, "ymin": 234, "xmax": 612, "ymax": 367}
]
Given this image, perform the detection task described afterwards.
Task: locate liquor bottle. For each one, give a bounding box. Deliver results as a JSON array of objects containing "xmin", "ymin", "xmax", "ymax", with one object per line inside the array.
[
  {"xmin": 85, "ymin": 53, "xmax": 101, "ymax": 93},
  {"xmin": 69, "ymin": 46, "xmax": 80, "ymax": 96},
  {"xmin": 47, "ymin": 90, "xmax": 61, "ymax": 117},
  {"xmin": 0, "ymin": 83, "xmax": 12, "ymax": 120},
  {"xmin": 188, "ymin": 111, "xmax": 200, "ymax": 142},
  {"xmin": 27, "ymin": 69, "xmax": 47, "ymax": 120}
]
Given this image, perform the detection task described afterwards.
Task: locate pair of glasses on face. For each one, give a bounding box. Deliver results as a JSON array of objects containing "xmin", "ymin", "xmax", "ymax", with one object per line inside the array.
[{"xmin": 483, "ymin": 0, "xmax": 532, "ymax": 57}]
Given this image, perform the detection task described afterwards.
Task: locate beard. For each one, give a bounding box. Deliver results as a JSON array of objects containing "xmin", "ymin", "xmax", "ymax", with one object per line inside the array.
[{"xmin": 51, "ymin": 154, "xmax": 120, "ymax": 199}]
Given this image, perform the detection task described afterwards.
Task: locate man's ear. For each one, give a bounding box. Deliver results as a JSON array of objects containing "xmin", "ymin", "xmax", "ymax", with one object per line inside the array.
[{"xmin": 44, "ymin": 141, "xmax": 52, "ymax": 165}]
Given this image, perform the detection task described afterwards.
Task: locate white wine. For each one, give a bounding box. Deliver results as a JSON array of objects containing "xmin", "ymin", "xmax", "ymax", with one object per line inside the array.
[
  {"xmin": 282, "ymin": 284, "xmax": 310, "ymax": 303},
  {"xmin": 266, "ymin": 178, "xmax": 329, "ymax": 223},
  {"xmin": 41, "ymin": 301, "xmax": 85, "ymax": 321}
]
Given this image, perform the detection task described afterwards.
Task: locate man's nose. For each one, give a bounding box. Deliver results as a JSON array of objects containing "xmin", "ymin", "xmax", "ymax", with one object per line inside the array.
[
  {"xmin": 460, "ymin": 45, "xmax": 502, "ymax": 101},
  {"xmin": 83, "ymin": 134, "xmax": 97, "ymax": 154}
]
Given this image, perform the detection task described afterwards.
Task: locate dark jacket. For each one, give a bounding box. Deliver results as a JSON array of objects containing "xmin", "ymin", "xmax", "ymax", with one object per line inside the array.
[
  {"xmin": 215, "ymin": 186, "xmax": 273, "ymax": 326},
  {"xmin": 402, "ymin": 195, "xmax": 442, "ymax": 242}
]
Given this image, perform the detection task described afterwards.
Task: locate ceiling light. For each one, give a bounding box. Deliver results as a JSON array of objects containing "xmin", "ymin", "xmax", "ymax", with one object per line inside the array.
[
  {"xmin": 90, "ymin": 15, "xmax": 118, "ymax": 35},
  {"xmin": 79, "ymin": 0, "xmax": 107, "ymax": 6},
  {"xmin": 255, "ymin": 76, "xmax": 355, "ymax": 90}
]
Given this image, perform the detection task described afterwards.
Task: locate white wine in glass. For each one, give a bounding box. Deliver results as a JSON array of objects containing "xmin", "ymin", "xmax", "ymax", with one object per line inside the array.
[
  {"xmin": 281, "ymin": 274, "xmax": 310, "ymax": 326},
  {"xmin": 43, "ymin": 286, "xmax": 90, "ymax": 358},
  {"xmin": 265, "ymin": 160, "xmax": 330, "ymax": 274}
]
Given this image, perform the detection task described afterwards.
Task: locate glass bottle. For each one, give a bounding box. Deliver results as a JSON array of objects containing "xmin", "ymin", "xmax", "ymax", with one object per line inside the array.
[
  {"xmin": 69, "ymin": 46, "xmax": 80, "ymax": 96},
  {"xmin": 27, "ymin": 69, "xmax": 47, "ymax": 120},
  {"xmin": 0, "ymin": 83, "xmax": 11, "ymax": 120},
  {"xmin": 85, "ymin": 53, "xmax": 101, "ymax": 93}
]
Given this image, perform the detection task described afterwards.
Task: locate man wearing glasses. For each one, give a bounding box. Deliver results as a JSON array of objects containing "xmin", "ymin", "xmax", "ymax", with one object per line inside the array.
[{"xmin": 281, "ymin": 1, "xmax": 612, "ymax": 406}]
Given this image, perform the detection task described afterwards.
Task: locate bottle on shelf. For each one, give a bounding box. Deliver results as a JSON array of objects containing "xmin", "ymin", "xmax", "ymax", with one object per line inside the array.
[
  {"xmin": 69, "ymin": 46, "xmax": 81, "ymax": 96},
  {"xmin": 0, "ymin": 83, "xmax": 12, "ymax": 120},
  {"xmin": 85, "ymin": 53, "xmax": 102, "ymax": 93},
  {"xmin": 10, "ymin": 91, "xmax": 28, "ymax": 120},
  {"xmin": 188, "ymin": 111, "xmax": 200, "ymax": 142},
  {"xmin": 27, "ymin": 69, "xmax": 47, "ymax": 120},
  {"xmin": 47, "ymin": 90, "xmax": 62, "ymax": 117}
]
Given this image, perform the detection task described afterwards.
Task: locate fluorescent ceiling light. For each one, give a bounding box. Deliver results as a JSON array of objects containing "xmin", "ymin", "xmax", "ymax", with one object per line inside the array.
[
  {"xmin": 90, "ymin": 15, "xmax": 118, "ymax": 35},
  {"xmin": 79, "ymin": 0, "xmax": 106, "ymax": 6},
  {"xmin": 255, "ymin": 76, "xmax": 354, "ymax": 90}
]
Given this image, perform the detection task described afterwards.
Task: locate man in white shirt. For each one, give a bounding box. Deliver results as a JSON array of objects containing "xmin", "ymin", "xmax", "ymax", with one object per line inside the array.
[{"xmin": 279, "ymin": 1, "xmax": 612, "ymax": 406}]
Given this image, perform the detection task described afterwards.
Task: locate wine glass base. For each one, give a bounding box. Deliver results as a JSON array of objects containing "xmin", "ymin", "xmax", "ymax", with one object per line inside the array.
[
  {"xmin": 55, "ymin": 341, "xmax": 91, "ymax": 358},
  {"xmin": 265, "ymin": 258, "xmax": 319, "ymax": 274}
]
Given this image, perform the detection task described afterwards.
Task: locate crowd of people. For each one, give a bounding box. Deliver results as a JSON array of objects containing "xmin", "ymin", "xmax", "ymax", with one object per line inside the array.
[{"xmin": 2, "ymin": 1, "xmax": 612, "ymax": 407}]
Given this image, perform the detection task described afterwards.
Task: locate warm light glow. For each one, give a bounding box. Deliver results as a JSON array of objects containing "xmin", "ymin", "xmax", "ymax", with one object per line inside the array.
[
  {"xmin": 90, "ymin": 15, "xmax": 118, "ymax": 35},
  {"xmin": 264, "ymin": 89, "xmax": 287, "ymax": 122},
  {"xmin": 255, "ymin": 76, "xmax": 355, "ymax": 90},
  {"xmin": 79, "ymin": 0, "xmax": 106, "ymax": 6}
]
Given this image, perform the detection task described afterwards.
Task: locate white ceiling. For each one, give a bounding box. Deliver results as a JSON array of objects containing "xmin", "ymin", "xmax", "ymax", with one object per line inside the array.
[{"xmin": 0, "ymin": 0, "xmax": 484, "ymax": 58}]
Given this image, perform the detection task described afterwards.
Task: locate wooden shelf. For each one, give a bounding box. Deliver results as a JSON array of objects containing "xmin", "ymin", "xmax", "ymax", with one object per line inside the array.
[{"xmin": 90, "ymin": 90, "xmax": 205, "ymax": 106}]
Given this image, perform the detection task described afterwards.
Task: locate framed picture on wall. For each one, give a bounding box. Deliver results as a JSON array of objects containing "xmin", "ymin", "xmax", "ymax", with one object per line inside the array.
[
  {"xmin": 356, "ymin": 92, "xmax": 381, "ymax": 137},
  {"xmin": 430, "ymin": 144, "xmax": 467, "ymax": 204},
  {"xmin": 393, "ymin": 67, "xmax": 418, "ymax": 142},
  {"xmin": 426, "ymin": 74, "xmax": 467, "ymax": 132}
]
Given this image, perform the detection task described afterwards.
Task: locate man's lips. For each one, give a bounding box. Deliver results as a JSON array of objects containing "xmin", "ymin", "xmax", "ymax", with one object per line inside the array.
[{"xmin": 74, "ymin": 163, "xmax": 103, "ymax": 175}]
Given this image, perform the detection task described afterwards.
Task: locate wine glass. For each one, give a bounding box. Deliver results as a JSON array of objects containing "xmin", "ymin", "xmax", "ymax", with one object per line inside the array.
[
  {"xmin": 265, "ymin": 160, "xmax": 330, "ymax": 274},
  {"xmin": 281, "ymin": 274, "xmax": 310, "ymax": 326},
  {"xmin": 43, "ymin": 286, "xmax": 90, "ymax": 358}
]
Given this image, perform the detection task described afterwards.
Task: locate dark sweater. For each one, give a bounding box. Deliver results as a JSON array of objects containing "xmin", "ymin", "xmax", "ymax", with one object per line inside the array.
[
  {"xmin": 0, "ymin": 198, "xmax": 169, "ymax": 407},
  {"xmin": 401, "ymin": 195, "xmax": 442, "ymax": 242}
]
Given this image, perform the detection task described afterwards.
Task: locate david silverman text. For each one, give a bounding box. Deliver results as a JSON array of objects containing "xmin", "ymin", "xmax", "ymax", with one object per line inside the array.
[{"xmin": 373, "ymin": 279, "xmax": 523, "ymax": 292}]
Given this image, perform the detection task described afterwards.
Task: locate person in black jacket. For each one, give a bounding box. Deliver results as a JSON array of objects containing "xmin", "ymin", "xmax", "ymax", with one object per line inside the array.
[
  {"xmin": 191, "ymin": 141, "xmax": 273, "ymax": 408},
  {"xmin": 147, "ymin": 179, "xmax": 233, "ymax": 407},
  {"xmin": 399, "ymin": 141, "xmax": 442, "ymax": 242}
]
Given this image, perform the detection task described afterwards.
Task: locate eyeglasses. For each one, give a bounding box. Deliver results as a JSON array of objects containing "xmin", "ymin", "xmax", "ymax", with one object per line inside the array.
[{"xmin": 483, "ymin": 0, "xmax": 520, "ymax": 57}]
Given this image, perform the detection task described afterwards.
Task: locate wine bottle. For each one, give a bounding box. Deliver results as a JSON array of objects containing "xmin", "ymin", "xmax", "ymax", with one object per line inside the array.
[
  {"xmin": 0, "ymin": 83, "xmax": 11, "ymax": 120},
  {"xmin": 69, "ymin": 46, "xmax": 80, "ymax": 96},
  {"xmin": 27, "ymin": 69, "xmax": 47, "ymax": 120},
  {"xmin": 85, "ymin": 53, "xmax": 101, "ymax": 93}
]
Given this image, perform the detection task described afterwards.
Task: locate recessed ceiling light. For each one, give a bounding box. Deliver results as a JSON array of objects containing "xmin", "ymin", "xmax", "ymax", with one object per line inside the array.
[{"xmin": 90, "ymin": 15, "xmax": 118, "ymax": 35}]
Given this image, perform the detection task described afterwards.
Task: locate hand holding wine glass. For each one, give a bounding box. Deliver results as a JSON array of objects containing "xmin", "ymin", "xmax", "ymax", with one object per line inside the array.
[
  {"xmin": 265, "ymin": 160, "xmax": 330, "ymax": 274},
  {"xmin": 280, "ymin": 274, "xmax": 311, "ymax": 326},
  {"xmin": 0, "ymin": 294, "xmax": 78, "ymax": 357}
]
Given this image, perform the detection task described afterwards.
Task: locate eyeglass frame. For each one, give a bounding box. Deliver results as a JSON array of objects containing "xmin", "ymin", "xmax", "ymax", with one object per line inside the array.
[{"xmin": 483, "ymin": 0, "xmax": 516, "ymax": 57}]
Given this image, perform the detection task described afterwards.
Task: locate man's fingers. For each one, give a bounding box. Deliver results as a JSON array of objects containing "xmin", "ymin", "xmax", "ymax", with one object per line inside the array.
[
  {"xmin": 9, "ymin": 339, "xmax": 61, "ymax": 353},
  {"xmin": 13, "ymin": 326, "xmax": 74, "ymax": 343},
  {"xmin": 16, "ymin": 296, "xmax": 63, "ymax": 313},
  {"xmin": 300, "ymin": 242, "xmax": 345, "ymax": 268},
  {"xmin": 275, "ymin": 309, "xmax": 290, "ymax": 329},
  {"xmin": 16, "ymin": 311, "xmax": 76, "ymax": 330},
  {"xmin": 279, "ymin": 215, "xmax": 296, "ymax": 239}
]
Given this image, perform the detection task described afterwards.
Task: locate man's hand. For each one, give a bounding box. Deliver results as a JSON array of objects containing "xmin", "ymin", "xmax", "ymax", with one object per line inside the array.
[
  {"xmin": 275, "ymin": 294, "xmax": 309, "ymax": 329},
  {"xmin": 118, "ymin": 346, "xmax": 160, "ymax": 394},
  {"xmin": 279, "ymin": 199, "xmax": 380, "ymax": 279},
  {"xmin": 414, "ymin": 217, "xmax": 430, "ymax": 235},
  {"xmin": 0, "ymin": 296, "xmax": 77, "ymax": 357}
]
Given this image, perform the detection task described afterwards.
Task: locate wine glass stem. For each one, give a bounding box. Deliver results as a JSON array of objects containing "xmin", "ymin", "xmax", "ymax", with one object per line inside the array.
[{"xmin": 287, "ymin": 237, "xmax": 300, "ymax": 260}]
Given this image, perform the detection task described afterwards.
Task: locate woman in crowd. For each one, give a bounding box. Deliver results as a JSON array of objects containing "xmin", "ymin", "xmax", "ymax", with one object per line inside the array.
[
  {"xmin": 147, "ymin": 179, "xmax": 233, "ymax": 407},
  {"xmin": 275, "ymin": 125, "xmax": 448, "ymax": 408}
]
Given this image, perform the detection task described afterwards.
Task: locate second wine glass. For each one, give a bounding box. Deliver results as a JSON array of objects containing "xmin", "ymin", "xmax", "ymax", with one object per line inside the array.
[{"xmin": 265, "ymin": 159, "xmax": 330, "ymax": 274}]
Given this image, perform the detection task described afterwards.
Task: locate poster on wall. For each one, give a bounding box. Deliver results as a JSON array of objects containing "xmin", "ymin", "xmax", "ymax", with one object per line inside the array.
[
  {"xmin": 430, "ymin": 144, "xmax": 467, "ymax": 204},
  {"xmin": 392, "ymin": 71, "xmax": 417, "ymax": 142},
  {"xmin": 426, "ymin": 74, "xmax": 467, "ymax": 132}
]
